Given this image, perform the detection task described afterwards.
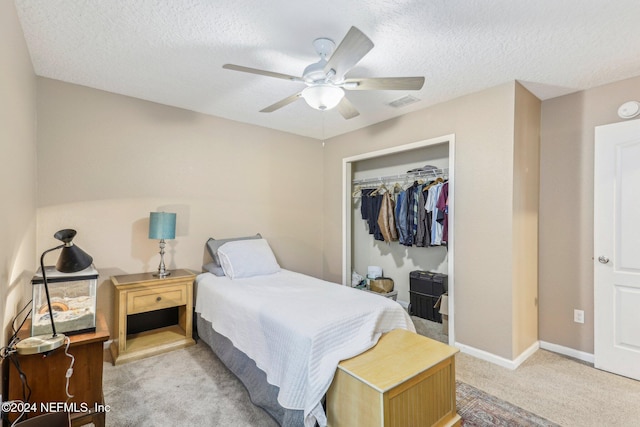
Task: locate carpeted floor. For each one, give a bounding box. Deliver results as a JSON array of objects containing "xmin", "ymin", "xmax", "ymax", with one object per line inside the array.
[
  {"xmin": 102, "ymin": 340, "xmax": 555, "ymax": 427},
  {"xmin": 100, "ymin": 316, "xmax": 561, "ymax": 427},
  {"xmin": 103, "ymin": 341, "xmax": 276, "ymax": 427},
  {"xmin": 455, "ymin": 348, "xmax": 640, "ymax": 426},
  {"xmin": 411, "ymin": 315, "xmax": 449, "ymax": 344}
]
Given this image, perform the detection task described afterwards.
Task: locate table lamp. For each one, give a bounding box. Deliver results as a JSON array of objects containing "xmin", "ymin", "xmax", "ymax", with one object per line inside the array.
[
  {"xmin": 16, "ymin": 229, "xmax": 93, "ymax": 355},
  {"xmin": 149, "ymin": 212, "xmax": 176, "ymax": 278}
]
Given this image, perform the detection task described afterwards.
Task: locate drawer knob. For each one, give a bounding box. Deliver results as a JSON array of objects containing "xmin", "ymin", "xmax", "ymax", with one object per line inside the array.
[{"xmin": 156, "ymin": 296, "xmax": 162, "ymax": 302}]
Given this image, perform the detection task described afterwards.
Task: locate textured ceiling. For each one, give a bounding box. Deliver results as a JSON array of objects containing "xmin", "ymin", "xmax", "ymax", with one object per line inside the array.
[{"xmin": 14, "ymin": 0, "xmax": 640, "ymax": 139}]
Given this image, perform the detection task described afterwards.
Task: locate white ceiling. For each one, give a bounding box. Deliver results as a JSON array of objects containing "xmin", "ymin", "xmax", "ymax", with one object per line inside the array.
[{"xmin": 14, "ymin": 0, "xmax": 640, "ymax": 139}]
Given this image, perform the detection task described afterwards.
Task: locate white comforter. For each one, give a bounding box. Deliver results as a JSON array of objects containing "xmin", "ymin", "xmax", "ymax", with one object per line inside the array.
[{"xmin": 195, "ymin": 269, "xmax": 415, "ymax": 427}]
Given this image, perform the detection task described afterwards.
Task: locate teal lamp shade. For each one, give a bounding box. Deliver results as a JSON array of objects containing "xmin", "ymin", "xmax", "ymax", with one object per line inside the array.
[
  {"xmin": 148, "ymin": 212, "xmax": 176, "ymax": 240},
  {"xmin": 149, "ymin": 212, "xmax": 176, "ymax": 278}
]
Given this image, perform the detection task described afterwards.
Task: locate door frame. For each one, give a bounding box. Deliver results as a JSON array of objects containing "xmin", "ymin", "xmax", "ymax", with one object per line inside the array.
[{"xmin": 341, "ymin": 134, "xmax": 456, "ymax": 345}]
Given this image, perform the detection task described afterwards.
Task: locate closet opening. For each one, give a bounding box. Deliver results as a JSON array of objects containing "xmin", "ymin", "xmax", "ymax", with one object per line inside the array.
[{"xmin": 342, "ymin": 134, "xmax": 455, "ymax": 345}]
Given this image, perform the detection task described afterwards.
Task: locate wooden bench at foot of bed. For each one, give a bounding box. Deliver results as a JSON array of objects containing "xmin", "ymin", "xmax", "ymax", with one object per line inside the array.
[{"xmin": 327, "ymin": 328, "xmax": 461, "ymax": 427}]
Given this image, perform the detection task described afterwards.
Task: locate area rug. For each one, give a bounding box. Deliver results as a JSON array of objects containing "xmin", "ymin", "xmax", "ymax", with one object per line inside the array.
[{"xmin": 457, "ymin": 381, "xmax": 560, "ymax": 427}]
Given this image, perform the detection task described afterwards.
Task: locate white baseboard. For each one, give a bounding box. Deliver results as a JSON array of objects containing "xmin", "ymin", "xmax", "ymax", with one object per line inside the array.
[
  {"xmin": 513, "ymin": 341, "xmax": 540, "ymax": 367},
  {"xmin": 104, "ymin": 339, "xmax": 112, "ymax": 350},
  {"xmin": 455, "ymin": 340, "xmax": 539, "ymax": 370},
  {"xmin": 539, "ymin": 340, "xmax": 594, "ymax": 364}
]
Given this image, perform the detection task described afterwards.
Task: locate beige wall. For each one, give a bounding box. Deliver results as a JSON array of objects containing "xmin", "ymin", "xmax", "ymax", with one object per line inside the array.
[
  {"xmin": 539, "ymin": 74, "xmax": 640, "ymax": 353},
  {"xmin": 0, "ymin": 0, "xmax": 38, "ymax": 347},
  {"xmin": 323, "ymin": 82, "xmax": 539, "ymax": 360},
  {"xmin": 512, "ymin": 83, "xmax": 541, "ymax": 356},
  {"xmin": 36, "ymin": 78, "xmax": 324, "ymax": 334}
]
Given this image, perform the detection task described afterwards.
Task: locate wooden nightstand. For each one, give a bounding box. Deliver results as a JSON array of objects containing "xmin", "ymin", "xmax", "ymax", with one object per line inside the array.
[
  {"xmin": 109, "ymin": 269, "xmax": 196, "ymax": 365},
  {"xmin": 5, "ymin": 312, "xmax": 110, "ymax": 427}
]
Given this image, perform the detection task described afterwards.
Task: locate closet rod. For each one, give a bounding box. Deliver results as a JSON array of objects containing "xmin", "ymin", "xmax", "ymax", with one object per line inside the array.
[{"xmin": 352, "ymin": 167, "xmax": 448, "ymax": 186}]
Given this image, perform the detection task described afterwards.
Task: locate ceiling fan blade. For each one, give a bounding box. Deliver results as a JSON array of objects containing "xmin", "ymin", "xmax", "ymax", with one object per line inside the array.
[
  {"xmin": 260, "ymin": 92, "xmax": 303, "ymax": 113},
  {"xmin": 223, "ymin": 64, "xmax": 303, "ymax": 82},
  {"xmin": 343, "ymin": 77, "xmax": 425, "ymax": 91},
  {"xmin": 323, "ymin": 27, "xmax": 374, "ymax": 78},
  {"xmin": 337, "ymin": 97, "xmax": 360, "ymax": 120}
]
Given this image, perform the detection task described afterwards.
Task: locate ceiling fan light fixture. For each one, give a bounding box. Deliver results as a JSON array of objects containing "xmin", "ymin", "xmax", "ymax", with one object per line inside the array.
[
  {"xmin": 302, "ymin": 85, "xmax": 345, "ymax": 111},
  {"xmin": 302, "ymin": 59, "xmax": 328, "ymax": 83},
  {"xmin": 223, "ymin": 26, "xmax": 424, "ymax": 119}
]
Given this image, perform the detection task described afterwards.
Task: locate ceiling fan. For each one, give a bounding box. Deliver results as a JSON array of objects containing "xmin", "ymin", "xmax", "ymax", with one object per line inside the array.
[{"xmin": 222, "ymin": 26, "xmax": 425, "ymax": 120}]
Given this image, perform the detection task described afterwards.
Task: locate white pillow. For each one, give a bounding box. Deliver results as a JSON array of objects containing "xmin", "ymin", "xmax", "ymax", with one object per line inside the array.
[
  {"xmin": 217, "ymin": 239, "xmax": 281, "ymax": 279},
  {"xmin": 204, "ymin": 234, "xmax": 262, "ymax": 276}
]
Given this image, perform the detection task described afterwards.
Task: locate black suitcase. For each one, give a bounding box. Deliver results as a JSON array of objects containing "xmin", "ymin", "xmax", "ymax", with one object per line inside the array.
[{"xmin": 408, "ymin": 270, "xmax": 448, "ymax": 322}]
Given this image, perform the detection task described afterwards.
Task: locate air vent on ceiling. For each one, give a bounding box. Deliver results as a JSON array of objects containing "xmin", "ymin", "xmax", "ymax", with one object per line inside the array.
[{"xmin": 388, "ymin": 95, "xmax": 420, "ymax": 108}]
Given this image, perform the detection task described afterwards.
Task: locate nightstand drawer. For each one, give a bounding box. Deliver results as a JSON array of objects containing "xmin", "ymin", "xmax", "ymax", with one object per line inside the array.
[{"xmin": 127, "ymin": 284, "xmax": 188, "ymax": 314}]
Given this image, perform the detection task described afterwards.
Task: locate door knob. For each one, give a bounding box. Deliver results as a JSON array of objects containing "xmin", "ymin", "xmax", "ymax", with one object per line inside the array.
[{"xmin": 598, "ymin": 256, "xmax": 610, "ymax": 264}]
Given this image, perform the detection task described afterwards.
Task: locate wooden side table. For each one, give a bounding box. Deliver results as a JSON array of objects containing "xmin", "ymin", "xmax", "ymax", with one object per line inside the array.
[
  {"xmin": 109, "ymin": 269, "xmax": 196, "ymax": 365},
  {"xmin": 5, "ymin": 312, "xmax": 110, "ymax": 427},
  {"xmin": 327, "ymin": 329, "xmax": 460, "ymax": 427}
]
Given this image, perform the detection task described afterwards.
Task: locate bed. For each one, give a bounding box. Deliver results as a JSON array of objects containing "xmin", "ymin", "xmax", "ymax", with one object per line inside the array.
[{"xmin": 194, "ymin": 236, "xmax": 415, "ymax": 427}]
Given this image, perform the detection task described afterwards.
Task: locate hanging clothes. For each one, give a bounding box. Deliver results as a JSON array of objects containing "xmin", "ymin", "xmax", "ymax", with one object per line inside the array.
[
  {"xmin": 415, "ymin": 185, "xmax": 431, "ymax": 247},
  {"xmin": 425, "ymin": 182, "xmax": 444, "ymax": 245},
  {"xmin": 436, "ymin": 181, "xmax": 449, "ymax": 244},
  {"xmin": 360, "ymin": 188, "xmax": 375, "ymax": 220},
  {"xmin": 404, "ymin": 182, "xmax": 420, "ymax": 246},
  {"xmin": 354, "ymin": 172, "xmax": 449, "ymax": 247},
  {"xmin": 360, "ymin": 188, "xmax": 382, "ymax": 240},
  {"xmin": 377, "ymin": 192, "xmax": 398, "ymax": 243},
  {"xmin": 395, "ymin": 190, "xmax": 410, "ymax": 245},
  {"xmin": 370, "ymin": 192, "xmax": 384, "ymax": 241},
  {"xmin": 412, "ymin": 184, "xmax": 423, "ymax": 241}
]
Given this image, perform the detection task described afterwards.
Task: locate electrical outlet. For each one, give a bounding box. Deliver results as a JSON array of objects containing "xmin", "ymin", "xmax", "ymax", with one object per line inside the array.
[{"xmin": 574, "ymin": 309, "xmax": 585, "ymax": 324}]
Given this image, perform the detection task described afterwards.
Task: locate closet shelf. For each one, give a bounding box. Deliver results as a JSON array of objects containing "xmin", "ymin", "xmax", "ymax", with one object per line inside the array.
[{"xmin": 352, "ymin": 168, "xmax": 448, "ymax": 187}]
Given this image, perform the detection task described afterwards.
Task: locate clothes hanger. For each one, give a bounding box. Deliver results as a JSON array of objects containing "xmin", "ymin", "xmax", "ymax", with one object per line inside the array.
[
  {"xmin": 352, "ymin": 185, "xmax": 362, "ymax": 198},
  {"xmin": 403, "ymin": 180, "xmax": 417, "ymax": 190},
  {"xmin": 423, "ymin": 177, "xmax": 444, "ymax": 191},
  {"xmin": 370, "ymin": 183, "xmax": 387, "ymax": 196}
]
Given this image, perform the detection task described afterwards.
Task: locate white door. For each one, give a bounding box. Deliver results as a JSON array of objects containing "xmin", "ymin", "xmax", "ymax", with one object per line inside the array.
[{"xmin": 594, "ymin": 119, "xmax": 640, "ymax": 381}]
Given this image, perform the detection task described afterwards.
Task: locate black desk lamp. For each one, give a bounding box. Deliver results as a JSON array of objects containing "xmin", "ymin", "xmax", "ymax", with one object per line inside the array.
[{"xmin": 16, "ymin": 229, "xmax": 93, "ymax": 355}]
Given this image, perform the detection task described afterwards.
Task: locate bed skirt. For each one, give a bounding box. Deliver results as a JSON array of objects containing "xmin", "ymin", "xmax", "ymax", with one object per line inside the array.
[{"xmin": 195, "ymin": 313, "xmax": 305, "ymax": 427}]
